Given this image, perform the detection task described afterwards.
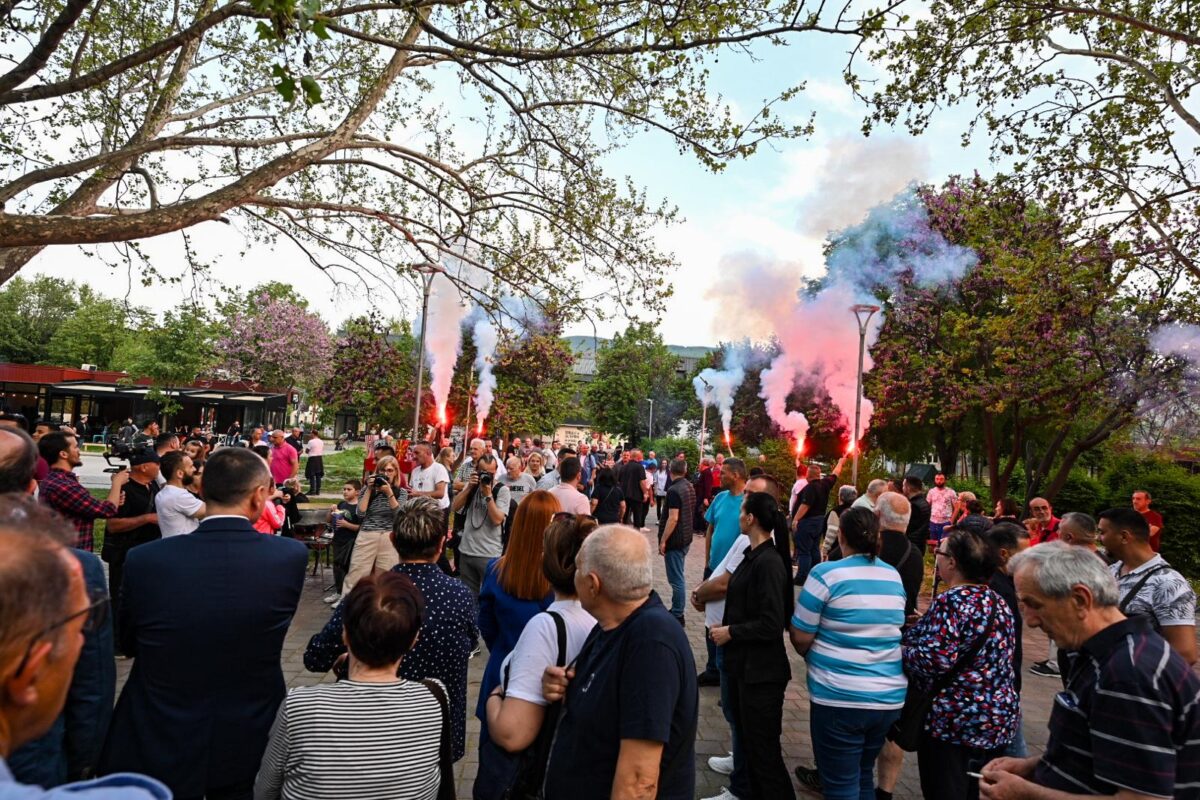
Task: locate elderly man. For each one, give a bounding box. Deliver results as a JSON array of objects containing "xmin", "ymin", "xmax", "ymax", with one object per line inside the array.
[
  {"xmin": 1026, "ymin": 497, "xmax": 1060, "ymax": 544},
  {"xmin": 981, "ymin": 542, "xmax": 1200, "ymax": 800},
  {"xmin": 0, "ymin": 496, "xmax": 168, "ymax": 799},
  {"xmin": 267, "ymin": 429, "xmax": 298, "ymax": 486},
  {"xmin": 852, "ymin": 479, "xmax": 887, "ymax": 511},
  {"xmin": 543, "ymin": 526, "xmax": 697, "ymax": 800},
  {"xmin": 101, "ymin": 447, "xmax": 308, "ymax": 799},
  {"xmin": 454, "ymin": 437, "xmax": 485, "ymax": 493},
  {"xmin": 452, "ymin": 453, "xmax": 511, "ymax": 596}
]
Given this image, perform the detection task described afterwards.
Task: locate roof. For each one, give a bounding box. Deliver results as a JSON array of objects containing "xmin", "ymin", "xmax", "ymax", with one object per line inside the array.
[{"xmin": 0, "ymin": 362, "xmax": 285, "ymax": 398}]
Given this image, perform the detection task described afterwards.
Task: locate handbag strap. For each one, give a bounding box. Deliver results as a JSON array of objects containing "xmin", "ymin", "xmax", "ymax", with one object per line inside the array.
[
  {"xmin": 1118, "ymin": 563, "xmax": 1169, "ymax": 614},
  {"xmin": 421, "ymin": 679, "xmax": 456, "ymax": 800},
  {"xmin": 928, "ymin": 600, "xmax": 997, "ymax": 697}
]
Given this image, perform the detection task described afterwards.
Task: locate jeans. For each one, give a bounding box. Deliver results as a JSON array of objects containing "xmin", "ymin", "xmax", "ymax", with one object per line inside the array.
[
  {"xmin": 702, "ymin": 565, "xmax": 718, "ymax": 677},
  {"xmin": 810, "ymin": 703, "xmax": 899, "ymax": 800},
  {"xmin": 929, "ymin": 521, "xmax": 947, "ymax": 544},
  {"xmin": 793, "ymin": 516, "xmax": 825, "ymax": 586},
  {"xmin": 664, "ymin": 546, "xmax": 688, "ymax": 620},
  {"xmin": 729, "ymin": 678, "xmax": 794, "ymax": 799},
  {"xmin": 717, "ymin": 647, "xmax": 752, "ymax": 799}
]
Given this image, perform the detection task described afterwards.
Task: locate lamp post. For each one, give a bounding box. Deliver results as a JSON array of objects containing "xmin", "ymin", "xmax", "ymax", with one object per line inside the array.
[
  {"xmin": 411, "ymin": 262, "xmax": 445, "ymax": 441},
  {"xmin": 697, "ymin": 376, "xmax": 712, "ymax": 457},
  {"xmin": 646, "ymin": 397, "xmax": 654, "ymax": 441},
  {"xmin": 850, "ymin": 304, "xmax": 881, "ymax": 487}
]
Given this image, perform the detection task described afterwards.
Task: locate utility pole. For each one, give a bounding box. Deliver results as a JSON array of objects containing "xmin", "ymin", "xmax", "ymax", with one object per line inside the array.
[{"xmin": 850, "ymin": 304, "xmax": 881, "ymax": 487}]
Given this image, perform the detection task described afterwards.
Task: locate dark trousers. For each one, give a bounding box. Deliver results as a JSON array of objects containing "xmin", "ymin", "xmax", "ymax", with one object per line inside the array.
[
  {"xmin": 701, "ymin": 565, "xmax": 718, "ymax": 677},
  {"xmin": 917, "ymin": 731, "xmax": 1004, "ymax": 800},
  {"xmin": 793, "ymin": 516, "xmax": 825, "ymax": 586},
  {"xmin": 655, "ymin": 495, "xmax": 666, "ymax": 519},
  {"xmin": 623, "ymin": 499, "xmax": 645, "ymax": 528},
  {"xmin": 107, "ymin": 549, "xmax": 128, "ymax": 654},
  {"xmin": 728, "ymin": 677, "xmax": 795, "ymax": 800},
  {"xmin": 331, "ymin": 534, "xmax": 356, "ymax": 594}
]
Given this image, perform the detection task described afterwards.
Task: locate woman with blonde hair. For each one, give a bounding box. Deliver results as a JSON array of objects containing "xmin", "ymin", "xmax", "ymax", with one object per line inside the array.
[
  {"xmin": 476, "ymin": 490, "xmax": 558, "ymax": 746},
  {"xmin": 344, "ymin": 454, "xmax": 409, "ymax": 592}
]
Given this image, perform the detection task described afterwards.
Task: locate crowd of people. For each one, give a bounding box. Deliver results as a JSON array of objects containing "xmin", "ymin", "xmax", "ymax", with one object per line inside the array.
[{"xmin": 0, "ymin": 411, "xmax": 1196, "ymax": 800}]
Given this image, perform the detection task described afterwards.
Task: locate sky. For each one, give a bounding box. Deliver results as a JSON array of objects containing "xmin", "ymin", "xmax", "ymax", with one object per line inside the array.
[{"xmin": 19, "ymin": 23, "xmax": 996, "ymax": 349}]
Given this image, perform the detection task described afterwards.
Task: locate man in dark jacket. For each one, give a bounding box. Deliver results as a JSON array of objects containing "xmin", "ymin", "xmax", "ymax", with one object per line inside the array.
[
  {"xmin": 100, "ymin": 447, "xmax": 308, "ymax": 800},
  {"xmin": 902, "ymin": 476, "xmax": 933, "ymax": 554}
]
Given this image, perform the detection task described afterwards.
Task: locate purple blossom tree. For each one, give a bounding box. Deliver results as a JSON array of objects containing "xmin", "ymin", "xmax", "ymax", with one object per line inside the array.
[{"xmin": 216, "ymin": 293, "xmax": 333, "ymax": 394}]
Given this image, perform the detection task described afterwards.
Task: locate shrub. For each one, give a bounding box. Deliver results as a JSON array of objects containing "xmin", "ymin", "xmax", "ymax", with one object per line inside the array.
[
  {"xmin": 1100, "ymin": 456, "xmax": 1200, "ymax": 578},
  {"xmin": 1050, "ymin": 470, "xmax": 1105, "ymax": 517},
  {"xmin": 642, "ymin": 437, "xmax": 700, "ymax": 473}
]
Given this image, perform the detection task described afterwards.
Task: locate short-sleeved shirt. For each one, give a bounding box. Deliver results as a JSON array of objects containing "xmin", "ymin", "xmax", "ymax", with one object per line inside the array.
[
  {"xmin": 618, "ymin": 461, "xmax": 647, "ymax": 502},
  {"xmin": 410, "ymin": 463, "xmax": 451, "ymax": 509},
  {"xmin": 1141, "ymin": 509, "xmax": 1165, "ymax": 552},
  {"xmin": 793, "ymin": 554, "xmax": 907, "ymax": 710},
  {"xmin": 662, "ymin": 477, "xmax": 695, "ymax": 550},
  {"xmin": 154, "ymin": 485, "xmax": 203, "ymax": 537},
  {"xmin": 789, "ymin": 478, "xmax": 808, "ymax": 516},
  {"xmin": 112, "ymin": 478, "xmax": 160, "ymax": 546},
  {"xmin": 1111, "ymin": 555, "xmax": 1196, "ymax": 630},
  {"xmin": 548, "ymin": 483, "xmax": 590, "ymax": 516},
  {"xmin": 459, "ymin": 484, "xmax": 511, "ymax": 559},
  {"xmin": 705, "ymin": 490, "xmax": 744, "ymax": 570},
  {"xmin": 499, "ymin": 600, "xmax": 596, "ymax": 705},
  {"xmin": 926, "ymin": 486, "xmax": 958, "ymax": 524},
  {"xmin": 796, "ymin": 475, "xmax": 836, "ymax": 520},
  {"xmin": 269, "ymin": 442, "xmax": 298, "ymax": 484},
  {"xmin": 544, "ymin": 592, "xmax": 696, "ymax": 800},
  {"xmin": 1034, "ymin": 616, "xmax": 1200, "ymax": 799},
  {"xmin": 497, "ymin": 472, "xmax": 537, "ymax": 505},
  {"xmin": 591, "ymin": 484, "xmax": 625, "ymax": 524},
  {"xmin": 706, "ymin": 533, "xmax": 750, "ymax": 628}
]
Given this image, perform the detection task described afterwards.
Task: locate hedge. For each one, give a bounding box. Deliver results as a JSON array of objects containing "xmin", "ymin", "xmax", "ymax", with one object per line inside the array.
[{"xmin": 1100, "ymin": 456, "xmax": 1200, "ymax": 578}]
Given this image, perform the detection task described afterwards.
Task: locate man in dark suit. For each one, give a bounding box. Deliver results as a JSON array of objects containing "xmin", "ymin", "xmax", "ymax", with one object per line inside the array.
[{"xmin": 100, "ymin": 446, "xmax": 309, "ymax": 800}]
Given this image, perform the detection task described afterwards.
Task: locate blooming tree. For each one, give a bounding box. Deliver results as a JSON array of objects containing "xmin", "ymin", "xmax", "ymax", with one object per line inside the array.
[{"xmin": 216, "ymin": 294, "xmax": 333, "ymax": 392}]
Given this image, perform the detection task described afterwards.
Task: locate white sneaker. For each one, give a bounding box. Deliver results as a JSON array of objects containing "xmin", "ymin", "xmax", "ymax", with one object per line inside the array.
[
  {"xmin": 707, "ymin": 753, "xmax": 734, "ymax": 775},
  {"xmin": 700, "ymin": 788, "xmax": 739, "ymax": 800},
  {"xmin": 323, "ymin": 592, "xmax": 340, "ymax": 604}
]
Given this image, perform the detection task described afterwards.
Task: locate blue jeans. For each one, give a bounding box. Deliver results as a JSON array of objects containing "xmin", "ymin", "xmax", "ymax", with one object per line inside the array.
[
  {"xmin": 929, "ymin": 521, "xmax": 948, "ymax": 544},
  {"xmin": 717, "ymin": 647, "xmax": 752, "ymax": 799},
  {"xmin": 810, "ymin": 703, "xmax": 900, "ymax": 800},
  {"xmin": 794, "ymin": 516, "xmax": 825, "ymax": 587},
  {"xmin": 664, "ymin": 546, "xmax": 688, "ymax": 620}
]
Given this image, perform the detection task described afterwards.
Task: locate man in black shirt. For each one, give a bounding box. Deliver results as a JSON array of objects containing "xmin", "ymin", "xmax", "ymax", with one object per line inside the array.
[
  {"xmin": 790, "ymin": 457, "xmax": 846, "ymax": 586},
  {"xmin": 874, "ymin": 491, "xmax": 922, "ymax": 620},
  {"xmin": 902, "ymin": 475, "xmax": 932, "ymax": 554},
  {"xmin": 103, "ymin": 451, "xmax": 161, "ymax": 654},
  {"xmin": 619, "ymin": 449, "xmax": 648, "ymax": 530},
  {"xmin": 659, "ymin": 458, "xmax": 696, "ymax": 624}
]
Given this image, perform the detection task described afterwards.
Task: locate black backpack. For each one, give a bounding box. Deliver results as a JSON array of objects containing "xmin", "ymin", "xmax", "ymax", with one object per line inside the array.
[{"xmin": 501, "ymin": 611, "xmax": 566, "ymax": 799}]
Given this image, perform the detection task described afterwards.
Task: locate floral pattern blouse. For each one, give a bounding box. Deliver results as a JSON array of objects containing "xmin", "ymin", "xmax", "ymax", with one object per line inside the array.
[{"xmin": 901, "ymin": 584, "xmax": 1020, "ymax": 749}]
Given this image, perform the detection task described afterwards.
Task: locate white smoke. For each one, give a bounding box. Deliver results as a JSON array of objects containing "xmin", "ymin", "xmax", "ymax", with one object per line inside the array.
[
  {"xmin": 424, "ymin": 272, "xmax": 469, "ymax": 420},
  {"xmin": 472, "ymin": 317, "xmax": 500, "ymax": 431},
  {"xmin": 693, "ymin": 342, "xmax": 760, "ymax": 441}
]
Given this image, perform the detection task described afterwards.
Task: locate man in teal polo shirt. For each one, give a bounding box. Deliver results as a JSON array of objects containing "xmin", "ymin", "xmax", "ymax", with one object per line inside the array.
[{"xmin": 698, "ymin": 457, "xmax": 747, "ymax": 686}]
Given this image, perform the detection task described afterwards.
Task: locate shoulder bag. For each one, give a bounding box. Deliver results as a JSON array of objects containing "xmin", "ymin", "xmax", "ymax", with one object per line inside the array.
[
  {"xmin": 421, "ymin": 678, "xmax": 457, "ymax": 800},
  {"xmin": 503, "ymin": 611, "xmax": 567, "ymax": 800},
  {"xmin": 888, "ymin": 605, "xmax": 997, "ymax": 752}
]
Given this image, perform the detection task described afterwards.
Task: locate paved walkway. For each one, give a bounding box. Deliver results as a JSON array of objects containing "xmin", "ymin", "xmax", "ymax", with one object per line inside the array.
[{"xmin": 115, "ymin": 509, "xmax": 1060, "ymax": 798}]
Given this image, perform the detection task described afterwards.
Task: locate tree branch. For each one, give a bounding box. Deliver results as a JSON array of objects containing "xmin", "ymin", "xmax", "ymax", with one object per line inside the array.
[{"xmin": 0, "ymin": 0, "xmax": 93, "ymax": 95}]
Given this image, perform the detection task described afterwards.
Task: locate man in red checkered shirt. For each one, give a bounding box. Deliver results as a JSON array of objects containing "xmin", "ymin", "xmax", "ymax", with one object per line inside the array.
[{"xmin": 38, "ymin": 430, "xmax": 126, "ymax": 551}]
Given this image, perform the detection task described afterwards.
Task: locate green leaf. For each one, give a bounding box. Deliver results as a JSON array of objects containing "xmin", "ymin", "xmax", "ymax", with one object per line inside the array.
[
  {"xmin": 254, "ymin": 21, "xmax": 276, "ymax": 41},
  {"xmin": 311, "ymin": 16, "xmax": 330, "ymax": 40},
  {"xmin": 272, "ymin": 64, "xmax": 297, "ymax": 103},
  {"xmin": 300, "ymin": 75, "xmax": 323, "ymax": 106}
]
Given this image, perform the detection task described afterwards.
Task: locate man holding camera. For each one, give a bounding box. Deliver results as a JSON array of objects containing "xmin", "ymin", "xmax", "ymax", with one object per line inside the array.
[{"xmin": 451, "ymin": 453, "xmax": 510, "ymax": 596}]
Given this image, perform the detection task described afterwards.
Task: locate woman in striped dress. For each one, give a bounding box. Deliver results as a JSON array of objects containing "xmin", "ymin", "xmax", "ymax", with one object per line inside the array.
[{"xmin": 254, "ymin": 571, "xmax": 447, "ymax": 800}]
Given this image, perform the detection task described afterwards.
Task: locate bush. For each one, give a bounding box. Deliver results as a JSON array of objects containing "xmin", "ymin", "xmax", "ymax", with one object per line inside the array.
[
  {"xmin": 1051, "ymin": 470, "xmax": 1105, "ymax": 517},
  {"xmin": 642, "ymin": 437, "xmax": 700, "ymax": 473},
  {"xmin": 1100, "ymin": 456, "xmax": 1200, "ymax": 578}
]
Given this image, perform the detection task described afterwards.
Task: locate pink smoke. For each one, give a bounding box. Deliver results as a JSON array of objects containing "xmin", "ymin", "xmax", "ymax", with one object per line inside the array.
[{"xmin": 424, "ymin": 273, "xmax": 469, "ymax": 419}]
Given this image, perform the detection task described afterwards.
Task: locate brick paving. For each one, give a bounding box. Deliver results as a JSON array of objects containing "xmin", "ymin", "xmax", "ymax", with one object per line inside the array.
[{"xmin": 114, "ymin": 509, "xmax": 1061, "ymax": 798}]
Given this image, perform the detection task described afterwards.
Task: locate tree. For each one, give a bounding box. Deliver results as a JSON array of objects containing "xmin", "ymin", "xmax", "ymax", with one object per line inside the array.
[
  {"xmin": 0, "ymin": 275, "xmax": 79, "ymax": 363},
  {"xmin": 0, "ymin": 0, "xmax": 872, "ymax": 316},
  {"xmin": 215, "ymin": 293, "xmax": 333, "ymax": 391},
  {"xmin": 585, "ymin": 323, "xmax": 682, "ymax": 442},
  {"xmin": 47, "ymin": 289, "xmax": 150, "ymax": 370},
  {"xmin": 864, "ymin": 176, "xmax": 1194, "ymax": 503},
  {"xmin": 315, "ymin": 315, "xmax": 421, "ymax": 432},
  {"xmin": 113, "ymin": 308, "xmax": 218, "ymax": 417},
  {"xmin": 854, "ymin": 0, "xmax": 1200, "ymax": 283},
  {"xmin": 487, "ymin": 333, "xmax": 576, "ymax": 437}
]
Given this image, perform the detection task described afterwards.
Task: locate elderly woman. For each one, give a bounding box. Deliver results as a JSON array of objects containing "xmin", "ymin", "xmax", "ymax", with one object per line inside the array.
[
  {"xmin": 344, "ymin": 454, "xmax": 409, "ymax": 591},
  {"xmin": 478, "ymin": 514, "xmax": 599, "ymax": 798},
  {"xmin": 256, "ymin": 571, "xmax": 448, "ymax": 799},
  {"xmin": 791, "ymin": 507, "xmax": 907, "ymax": 799},
  {"xmin": 903, "ymin": 529, "xmax": 1019, "ymax": 800}
]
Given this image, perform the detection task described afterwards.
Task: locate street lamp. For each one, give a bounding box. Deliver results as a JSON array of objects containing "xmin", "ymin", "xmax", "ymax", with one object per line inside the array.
[
  {"xmin": 697, "ymin": 376, "xmax": 712, "ymax": 457},
  {"xmin": 411, "ymin": 261, "xmax": 445, "ymax": 441},
  {"xmin": 850, "ymin": 304, "xmax": 881, "ymax": 487},
  {"xmin": 646, "ymin": 397, "xmax": 654, "ymax": 441}
]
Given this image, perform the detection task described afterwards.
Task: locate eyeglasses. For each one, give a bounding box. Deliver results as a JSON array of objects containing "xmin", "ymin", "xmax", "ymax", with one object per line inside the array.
[
  {"xmin": 935, "ymin": 548, "xmax": 951, "ymax": 558},
  {"xmin": 552, "ymin": 512, "xmax": 596, "ymax": 522},
  {"xmin": 15, "ymin": 589, "xmax": 109, "ymax": 677}
]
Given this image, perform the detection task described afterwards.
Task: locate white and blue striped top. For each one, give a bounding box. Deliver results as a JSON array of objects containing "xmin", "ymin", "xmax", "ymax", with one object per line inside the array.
[{"xmin": 792, "ymin": 554, "xmax": 908, "ymax": 710}]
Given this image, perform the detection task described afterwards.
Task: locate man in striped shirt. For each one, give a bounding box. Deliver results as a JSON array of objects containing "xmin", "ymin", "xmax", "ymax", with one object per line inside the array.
[{"xmin": 982, "ymin": 542, "xmax": 1200, "ymax": 799}]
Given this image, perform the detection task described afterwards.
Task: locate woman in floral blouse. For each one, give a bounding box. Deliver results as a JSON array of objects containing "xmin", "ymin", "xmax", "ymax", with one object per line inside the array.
[{"xmin": 902, "ymin": 528, "xmax": 1019, "ymax": 800}]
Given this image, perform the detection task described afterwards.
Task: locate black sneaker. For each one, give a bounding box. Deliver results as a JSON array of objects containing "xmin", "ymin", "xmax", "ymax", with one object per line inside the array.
[
  {"xmin": 794, "ymin": 765, "xmax": 822, "ymax": 793},
  {"xmin": 1029, "ymin": 660, "xmax": 1060, "ymax": 677},
  {"xmin": 697, "ymin": 671, "xmax": 721, "ymax": 687}
]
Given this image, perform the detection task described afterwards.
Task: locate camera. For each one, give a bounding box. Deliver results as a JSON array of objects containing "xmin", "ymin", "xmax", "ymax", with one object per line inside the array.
[
  {"xmin": 373, "ymin": 475, "xmax": 388, "ymax": 488},
  {"xmin": 103, "ymin": 436, "xmax": 150, "ymax": 473},
  {"xmin": 479, "ymin": 472, "xmax": 493, "ymax": 487}
]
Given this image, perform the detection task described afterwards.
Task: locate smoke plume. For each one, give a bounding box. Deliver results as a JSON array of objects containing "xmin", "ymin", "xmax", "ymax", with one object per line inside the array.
[
  {"xmin": 424, "ymin": 272, "xmax": 469, "ymax": 421},
  {"xmin": 472, "ymin": 317, "xmax": 500, "ymax": 431},
  {"xmin": 1152, "ymin": 323, "xmax": 1200, "ymax": 370}
]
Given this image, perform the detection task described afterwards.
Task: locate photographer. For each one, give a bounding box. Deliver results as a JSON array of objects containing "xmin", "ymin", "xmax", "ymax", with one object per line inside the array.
[
  {"xmin": 343, "ymin": 455, "xmax": 409, "ymax": 592},
  {"xmin": 451, "ymin": 453, "xmax": 510, "ymax": 596},
  {"xmin": 105, "ymin": 451, "xmax": 162, "ymax": 654}
]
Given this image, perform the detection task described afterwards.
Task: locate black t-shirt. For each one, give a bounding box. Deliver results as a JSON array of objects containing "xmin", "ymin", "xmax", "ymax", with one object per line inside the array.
[
  {"xmin": 619, "ymin": 461, "xmax": 647, "ymax": 502},
  {"xmin": 797, "ymin": 475, "xmax": 836, "ymax": 520},
  {"xmin": 879, "ymin": 531, "xmax": 922, "ymax": 619},
  {"xmin": 545, "ymin": 592, "xmax": 697, "ymax": 800},
  {"xmin": 989, "ymin": 570, "xmax": 1023, "ymax": 692},
  {"xmin": 112, "ymin": 478, "xmax": 160, "ymax": 547},
  {"xmin": 592, "ymin": 484, "xmax": 625, "ymax": 524},
  {"xmin": 332, "ymin": 500, "xmax": 360, "ymax": 543}
]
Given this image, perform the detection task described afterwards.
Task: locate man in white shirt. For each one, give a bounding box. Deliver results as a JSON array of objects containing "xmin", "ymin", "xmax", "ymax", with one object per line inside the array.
[
  {"xmin": 547, "ymin": 457, "xmax": 590, "ymax": 516},
  {"xmin": 155, "ymin": 451, "xmax": 206, "ymax": 537},
  {"xmin": 408, "ymin": 442, "xmax": 450, "ymax": 510}
]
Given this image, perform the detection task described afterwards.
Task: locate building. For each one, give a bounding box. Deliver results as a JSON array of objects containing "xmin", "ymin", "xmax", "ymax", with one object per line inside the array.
[{"xmin": 0, "ymin": 362, "xmax": 289, "ymax": 437}]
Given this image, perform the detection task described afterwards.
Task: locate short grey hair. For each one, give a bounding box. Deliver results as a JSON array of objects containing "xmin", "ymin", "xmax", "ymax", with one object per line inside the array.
[
  {"xmin": 865, "ymin": 479, "xmax": 887, "ymax": 500},
  {"xmin": 959, "ymin": 491, "xmax": 977, "ymax": 503},
  {"xmin": 876, "ymin": 491, "xmax": 911, "ymax": 531},
  {"xmin": 505, "ymin": 456, "xmax": 523, "ymax": 471},
  {"xmin": 1060, "ymin": 511, "xmax": 1097, "ymax": 537},
  {"xmin": 1008, "ymin": 541, "xmax": 1118, "ymax": 606},
  {"xmin": 838, "ymin": 485, "xmax": 858, "ymax": 504},
  {"xmin": 578, "ymin": 524, "xmax": 652, "ymax": 603}
]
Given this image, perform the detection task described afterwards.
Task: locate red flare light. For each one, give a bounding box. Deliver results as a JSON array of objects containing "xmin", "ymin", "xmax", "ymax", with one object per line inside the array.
[
  {"xmin": 846, "ymin": 439, "xmax": 857, "ymax": 456},
  {"xmin": 437, "ymin": 406, "xmax": 447, "ymax": 426},
  {"xmin": 724, "ymin": 432, "xmax": 731, "ymax": 446},
  {"xmin": 476, "ymin": 420, "xmax": 484, "ymax": 435},
  {"xmin": 794, "ymin": 437, "xmax": 805, "ymax": 456}
]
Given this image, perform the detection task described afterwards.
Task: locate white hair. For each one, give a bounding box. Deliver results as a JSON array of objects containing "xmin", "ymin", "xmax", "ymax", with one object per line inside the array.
[
  {"xmin": 876, "ymin": 491, "xmax": 911, "ymax": 531},
  {"xmin": 865, "ymin": 479, "xmax": 887, "ymax": 500},
  {"xmin": 578, "ymin": 525, "xmax": 652, "ymax": 603},
  {"xmin": 1008, "ymin": 541, "xmax": 1119, "ymax": 606}
]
